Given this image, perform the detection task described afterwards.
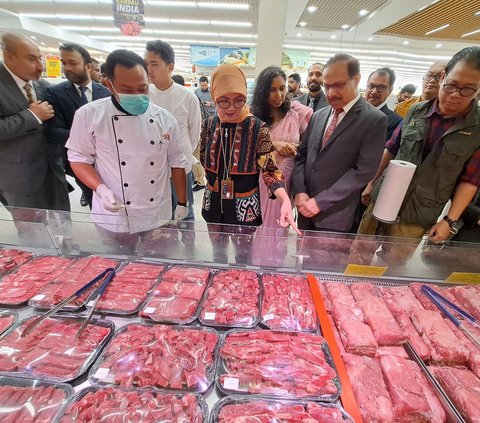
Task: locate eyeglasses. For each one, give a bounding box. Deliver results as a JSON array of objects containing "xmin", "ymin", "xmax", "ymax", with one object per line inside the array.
[
  {"xmin": 366, "ymin": 83, "xmax": 389, "ymax": 92},
  {"xmin": 423, "ymin": 73, "xmax": 442, "ymax": 82},
  {"xmin": 442, "ymin": 84, "xmax": 479, "ymax": 97},
  {"xmin": 216, "ymin": 99, "xmax": 246, "ymax": 109}
]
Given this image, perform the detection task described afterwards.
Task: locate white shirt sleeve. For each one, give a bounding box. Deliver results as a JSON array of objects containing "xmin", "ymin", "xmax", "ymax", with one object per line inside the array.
[
  {"xmin": 187, "ymin": 92, "xmax": 202, "ymax": 152},
  {"xmin": 65, "ymin": 107, "xmax": 95, "ymax": 165},
  {"xmin": 167, "ymin": 116, "xmax": 188, "ymax": 169}
]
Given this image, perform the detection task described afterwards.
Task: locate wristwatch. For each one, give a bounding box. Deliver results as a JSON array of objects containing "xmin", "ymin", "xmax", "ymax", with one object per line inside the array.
[{"xmin": 443, "ymin": 215, "xmax": 460, "ymax": 235}]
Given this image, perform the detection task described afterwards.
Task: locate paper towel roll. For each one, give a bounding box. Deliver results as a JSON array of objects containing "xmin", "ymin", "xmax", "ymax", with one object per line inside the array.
[{"xmin": 372, "ymin": 160, "xmax": 417, "ymax": 223}]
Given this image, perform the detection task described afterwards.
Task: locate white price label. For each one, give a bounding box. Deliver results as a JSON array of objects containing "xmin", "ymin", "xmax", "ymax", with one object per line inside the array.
[
  {"xmin": 223, "ymin": 377, "xmax": 239, "ymax": 390},
  {"xmin": 32, "ymin": 294, "xmax": 46, "ymax": 301},
  {"xmin": 87, "ymin": 301, "xmax": 95, "ymax": 307},
  {"xmin": 204, "ymin": 312, "xmax": 216, "ymax": 320},
  {"xmin": 95, "ymin": 368, "xmax": 110, "ymax": 379},
  {"xmin": 74, "ymin": 380, "xmax": 91, "ymax": 393},
  {"xmin": 144, "ymin": 307, "xmax": 156, "ymax": 314},
  {"xmin": 263, "ymin": 314, "xmax": 275, "ymax": 322}
]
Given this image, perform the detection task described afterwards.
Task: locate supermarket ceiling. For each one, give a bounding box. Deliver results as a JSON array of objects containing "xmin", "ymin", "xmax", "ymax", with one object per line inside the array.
[{"xmin": 0, "ymin": 0, "xmax": 478, "ymax": 77}]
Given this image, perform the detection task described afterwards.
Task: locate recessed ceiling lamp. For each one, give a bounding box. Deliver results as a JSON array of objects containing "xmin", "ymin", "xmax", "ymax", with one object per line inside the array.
[
  {"xmin": 461, "ymin": 28, "xmax": 480, "ymax": 37},
  {"xmin": 403, "ymin": 40, "xmax": 409, "ymax": 45},
  {"xmin": 341, "ymin": 24, "xmax": 350, "ymax": 30},
  {"xmin": 435, "ymin": 43, "xmax": 443, "ymax": 48},
  {"xmin": 367, "ymin": 37, "xmax": 373, "ymax": 41},
  {"xmin": 425, "ymin": 24, "xmax": 449, "ymax": 35},
  {"xmin": 299, "ymin": 21, "xmax": 308, "ymax": 27},
  {"xmin": 476, "ymin": 11, "xmax": 480, "ymax": 15},
  {"xmin": 307, "ymin": 6, "xmax": 318, "ymax": 13},
  {"xmin": 297, "ymin": 33, "xmax": 302, "ymax": 37},
  {"xmin": 330, "ymin": 34, "xmax": 337, "ymax": 39},
  {"xmin": 358, "ymin": 10, "xmax": 369, "ymax": 17},
  {"xmin": 30, "ymin": 35, "xmax": 37, "ymax": 40}
]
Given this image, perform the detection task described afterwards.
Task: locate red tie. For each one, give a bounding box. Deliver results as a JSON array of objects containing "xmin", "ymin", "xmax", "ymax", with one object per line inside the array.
[{"xmin": 322, "ymin": 108, "xmax": 343, "ymax": 147}]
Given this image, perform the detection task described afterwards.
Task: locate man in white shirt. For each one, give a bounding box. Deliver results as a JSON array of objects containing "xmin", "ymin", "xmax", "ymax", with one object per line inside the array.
[
  {"xmin": 145, "ymin": 40, "xmax": 202, "ymax": 221},
  {"xmin": 66, "ymin": 49, "xmax": 187, "ymax": 251}
]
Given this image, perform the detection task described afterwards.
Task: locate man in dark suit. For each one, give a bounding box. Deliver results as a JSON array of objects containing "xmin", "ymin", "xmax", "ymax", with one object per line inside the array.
[
  {"xmin": 292, "ymin": 54, "xmax": 387, "ymax": 232},
  {"xmin": 46, "ymin": 43, "xmax": 111, "ymax": 209},
  {"xmin": 365, "ymin": 67, "xmax": 402, "ymax": 140},
  {"xmin": 0, "ymin": 32, "xmax": 56, "ymax": 221},
  {"xmin": 296, "ymin": 63, "xmax": 329, "ymax": 112}
]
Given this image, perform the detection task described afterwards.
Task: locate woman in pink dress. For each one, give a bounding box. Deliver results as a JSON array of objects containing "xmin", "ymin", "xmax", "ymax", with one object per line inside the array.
[{"xmin": 251, "ymin": 66, "xmax": 313, "ymax": 229}]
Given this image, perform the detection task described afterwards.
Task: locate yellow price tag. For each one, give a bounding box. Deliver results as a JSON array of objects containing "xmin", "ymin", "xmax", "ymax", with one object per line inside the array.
[
  {"xmin": 344, "ymin": 264, "xmax": 388, "ymax": 278},
  {"xmin": 444, "ymin": 272, "xmax": 480, "ymax": 285}
]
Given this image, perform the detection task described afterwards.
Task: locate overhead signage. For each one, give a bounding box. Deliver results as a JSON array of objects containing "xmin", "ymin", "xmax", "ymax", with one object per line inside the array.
[{"xmin": 112, "ymin": 0, "xmax": 145, "ymax": 36}]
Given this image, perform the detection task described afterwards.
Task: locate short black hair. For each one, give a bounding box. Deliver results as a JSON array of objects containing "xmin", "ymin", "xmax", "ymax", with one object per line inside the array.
[
  {"xmin": 446, "ymin": 46, "xmax": 480, "ymax": 74},
  {"xmin": 308, "ymin": 62, "xmax": 324, "ymax": 72},
  {"xmin": 59, "ymin": 42, "xmax": 92, "ymax": 65},
  {"xmin": 91, "ymin": 57, "xmax": 99, "ymax": 66},
  {"xmin": 100, "ymin": 62, "xmax": 107, "ymax": 75},
  {"xmin": 289, "ymin": 73, "xmax": 301, "ymax": 84},
  {"xmin": 369, "ymin": 67, "xmax": 396, "ymax": 89},
  {"xmin": 399, "ymin": 84, "xmax": 416, "ymax": 94},
  {"xmin": 145, "ymin": 40, "xmax": 175, "ymax": 65},
  {"xmin": 199, "ymin": 75, "xmax": 208, "ymax": 84},
  {"xmin": 325, "ymin": 54, "xmax": 360, "ymax": 78},
  {"xmin": 172, "ymin": 74, "xmax": 185, "ymax": 86},
  {"xmin": 104, "ymin": 49, "xmax": 147, "ymax": 80},
  {"xmin": 251, "ymin": 65, "xmax": 291, "ymax": 126}
]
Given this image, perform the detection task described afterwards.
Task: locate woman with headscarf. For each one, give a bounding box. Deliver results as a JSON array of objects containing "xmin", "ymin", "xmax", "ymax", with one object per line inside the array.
[
  {"xmin": 251, "ymin": 66, "xmax": 312, "ymax": 229},
  {"xmin": 200, "ymin": 64, "xmax": 298, "ymax": 263}
]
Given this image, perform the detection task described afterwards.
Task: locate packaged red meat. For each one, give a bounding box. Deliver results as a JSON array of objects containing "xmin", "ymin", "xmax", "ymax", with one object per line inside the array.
[
  {"xmin": 340, "ymin": 353, "xmax": 395, "ymax": 423},
  {"xmin": 0, "ymin": 256, "xmax": 73, "ymax": 306},
  {"xmin": 0, "ymin": 249, "xmax": 33, "ymax": 276},
  {"xmin": 350, "ymin": 282, "xmax": 380, "ymax": 302},
  {"xmin": 0, "ymin": 375, "xmax": 72, "ymax": 423},
  {"xmin": 449, "ymin": 286, "xmax": 480, "ymax": 320},
  {"xmin": 337, "ymin": 319, "xmax": 378, "ymax": 356},
  {"xmin": 0, "ymin": 311, "xmax": 17, "ymax": 336},
  {"xmin": 430, "ymin": 366, "xmax": 480, "ymax": 423},
  {"xmin": 261, "ymin": 273, "xmax": 318, "ymax": 332},
  {"xmin": 58, "ymin": 386, "xmax": 207, "ymax": 423},
  {"xmin": 86, "ymin": 261, "xmax": 164, "ymax": 315},
  {"xmin": 210, "ymin": 396, "xmax": 353, "ymax": 422},
  {"xmin": 324, "ymin": 283, "xmax": 363, "ymax": 325},
  {"xmin": 394, "ymin": 312, "xmax": 431, "ymax": 361},
  {"xmin": 0, "ymin": 315, "xmax": 113, "ymax": 382},
  {"xmin": 139, "ymin": 266, "xmax": 211, "ymax": 324},
  {"xmin": 409, "ymin": 283, "xmax": 459, "ymax": 311},
  {"xmin": 379, "ymin": 355, "xmax": 446, "ymax": 422},
  {"xmin": 29, "ymin": 256, "xmax": 120, "ymax": 310},
  {"xmin": 89, "ymin": 323, "xmax": 218, "ymax": 392},
  {"xmin": 217, "ymin": 329, "xmax": 340, "ymax": 401},
  {"xmin": 379, "ymin": 285, "xmax": 425, "ymax": 317},
  {"xmin": 199, "ymin": 269, "xmax": 261, "ymax": 328},
  {"xmin": 411, "ymin": 309, "xmax": 469, "ymax": 365}
]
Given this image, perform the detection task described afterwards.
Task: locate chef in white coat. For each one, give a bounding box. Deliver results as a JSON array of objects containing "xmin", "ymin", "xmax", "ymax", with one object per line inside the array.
[{"xmin": 66, "ymin": 49, "xmax": 188, "ymax": 239}]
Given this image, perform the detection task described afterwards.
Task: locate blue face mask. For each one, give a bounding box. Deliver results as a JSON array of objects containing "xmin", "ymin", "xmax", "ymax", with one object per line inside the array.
[{"xmin": 117, "ymin": 93, "xmax": 149, "ymax": 115}]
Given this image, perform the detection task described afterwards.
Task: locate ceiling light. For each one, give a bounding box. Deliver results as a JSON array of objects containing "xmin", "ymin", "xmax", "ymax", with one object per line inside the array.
[
  {"xmin": 476, "ymin": 11, "xmax": 480, "ymax": 16},
  {"xmin": 297, "ymin": 33, "xmax": 302, "ymax": 37},
  {"xmin": 330, "ymin": 34, "xmax": 337, "ymax": 39},
  {"xmin": 367, "ymin": 37, "xmax": 373, "ymax": 41},
  {"xmin": 211, "ymin": 20, "xmax": 252, "ymax": 27},
  {"xmin": 307, "ymin": 6, "xmax": 318, "ymax": 13},
  {"xmin": 341, "ymin": 24, "xmax": 350, "ymax": 30},
  {"xmin": 40, "ymin": 41, "xmax": 46, "ymax": 45},
  {"xmin": 367, "ymin": 12, "xmax": 376, "ymax": 19},
  {"xmin": 435, "ymin": 43, "xmax": 443, "ymax": 48},
  {"xmin": 349, "ymin": 26, "xmax": 355, "ymax": 32},
  {"xmin": 146, "ymin": 1, "xmax": 196, "ymax": 6},
  {"xmin": 403, "ymin": 40, "xmax": 409, "ymax": 45},
  {"xmin": 425, "ymin": 24, "xmax": 449, "ymax": 35},
  {"xmin": 30, "ymin": 35, "xmax": 37, "ymax": 40},
  {"xmin": 358, "ymin": 9, "xmax": 369, "ymax": 17},
  {"xmin": 197, "ymin": 2, "xmax": 249, "ymax": 9},
  {"xmin": 299, "ymin": 21, "xmax": 307, "ymax": 27},
  {"xmin": 461, "ymin": 28, "xmax": 480, "ymax": 37}
]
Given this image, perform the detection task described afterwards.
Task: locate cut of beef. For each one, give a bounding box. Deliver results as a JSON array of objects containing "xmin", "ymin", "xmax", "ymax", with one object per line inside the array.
[
  {"xmin": 0, "ymin": 249, "xmax": 32, "ymax": 276},
  {"xmin": 92, "ymin": 324, "xmax": 218, "ymax": 392},
  {"xmin": 449, "ymin": 286, "xmax": 480, "ymax": 320},
  {"xmin": 394, "ymin": 312, "xmax": 431, "ymax": 361},
  {"xmin": 379, "ymin": 354, "xmax": 445, "ymax": 423},
  {"xmin": 380, "ymin": 286, "xmax": 425, "ymax": 317},
  {"xmin": 409, "ymin": 283, "xmax": 458, "ymax": 311},
  {"xmin": 200, "ymin": 269, "xmax": 260, "ymax": 327},
  {"xmin": 342, "ymin": 353, "xmax": 394, "ymax": 423},
  {"xmin": 317, "ymin": 281, "xmax": 333, "ymax": 313},
  {"xmin": 261, "ymin": 273, "xmax": 317, "ymax": 331},
  {"xmin": 0, "ymin": 314, "xmax": 15, "ymax": 335},
  {"xmin": 350, "ymin": 282, "xmax": 380, "ymax": 302},
  {"xmin": 325, "ymin": 283, "xmax": 363, "ymax": 324},
  {"xmin": 60, "ymin": 387, "xmax": 205, "ymax": 423},
  {"xmin": 430, "ymin": 366, "xmax": 480, "ymax": 423},
  {"xmin": 338, "ymin": 319, "xmax": 377, "ymax": 356},
  {"xmin": 328, "ymin": 314, "xmax": 346, "ymax": 356},
  {"xmin": 411, "ymin": 309, "xmax": 469, "ymax": 365},
  {"xmin": 218, "ymin": 330, "xmax": 338, "ymax": 399}
]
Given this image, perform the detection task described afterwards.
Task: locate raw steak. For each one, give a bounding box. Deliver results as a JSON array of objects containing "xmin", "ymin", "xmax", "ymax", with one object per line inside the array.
[
  {"xmin": 93, "ymin": 262, "xmax": 163, "ymax": 313},
  {"xmin": 430, "ymin": 366, "xmax": 480, "ymax": 423},
  {"xmin": 60, "ymin": 387, "xmax": 205, "ymax": 423},
  {"xmin": 350, "ymin": 282, "xmax": 380, "ymax": 302},
  {"xmin": 449, "ymin": 286, "xmax": 480, "ymax": 320},
  {"xmin": 375, "ymin": 346, "xmax": 409, "ymax": 359},
  {"xmin": 342, "ymin": 353, "xmax": 394, "ymax": 423},
  {"xmin": 328, "ymin": 314, "xmax": 346, "ymax": 356},
  {"xmin": 30, "ymin": 256, "xmax": 119, "ymax": 309},
  {"xmin": 380, "ymin": 286, "xmax": 425, "ymax": 317},
  {"xmin": 217, "ymin": 399, "xmax": 347, "ymax": 422},
  {"xmin": 0, "ymin": 384, "xmax": 68, "ymax": 423},
  {"xmin": 261, "ymin": 273, "xmax": 317, "ymax": 331},
  {"xmin": 0, "ymin": 249, "xmax": 32, "ymax": 276},
  {"xmin": 379, "ymin": 354, "xmax": 445, "ymax": 422},
  {"xmin": 409, "ymin": 283, "xmax": 459, "ymax": 311},
  {"xmin": 0, "ymin": 314, "xmax": 15, "ymax": 335},
  {"xmin": 317, "ymin": 280, "xmax": 333, "ymax": 312},
  {"xmin": 0, "ymin": 256, "xmax": 73, "ymax": 305},
  {"xmin": 0, "ymin": 317, "xmax": 111, "ymax": 381},
  {"xmin": 356, "ymin": 298, "xmax": 407, "ymax": 346},
  {"xmin": 139, "ymin": 266, "xmax": 210, "ymax": 323},
  {"xmin": 394, "ymin": 312, "xmax": 431, "ymax": 361},
  {"xmin": 411, "ymin": 309, "xmax": 469, "ymax": 364},
  {"xmin": 325, "ymin": 283, "xmax": 363, "ymax": 324},
  {"xmin": 92, "ymin": 324, "xmax": 218, "ymax": 392},
  {"xmin": 200, "ymin": 269, "xmax": 260, "ymax": 327},
  {"xmin": 218, "ymin": 330, "xmax": 338, "ymax": 399},
  {"xmin": 338, "ymin": 319, "xmax": 377, "ymax": 356}
]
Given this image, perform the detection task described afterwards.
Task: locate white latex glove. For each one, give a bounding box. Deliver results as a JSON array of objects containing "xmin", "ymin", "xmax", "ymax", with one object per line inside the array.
[
  {"xmin": 174, "ymin": 205, "xmax": 188, "ymax": 221},
  {"xmin": 96, "ymin": 183, "xmax": 123, "ymax": 213}
]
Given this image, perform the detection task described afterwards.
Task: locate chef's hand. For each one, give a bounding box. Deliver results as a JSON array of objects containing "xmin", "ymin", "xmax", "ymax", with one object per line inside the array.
[
  {"xmin": 428, "ymin": 220, "xmax": 450, "ymax": 244},
  {"xmin": 174, "ymin": 205, "xmax": 188, "ymax": 221},
  {"xmin": 96, "ymin": 184, "xmax": 123, "ymax": 213}
]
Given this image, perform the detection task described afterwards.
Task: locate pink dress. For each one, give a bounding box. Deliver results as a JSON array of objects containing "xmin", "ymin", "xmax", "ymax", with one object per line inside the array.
[{"xmin": 259, "ymin": 100, "xmax": 312, "ymax": 228}]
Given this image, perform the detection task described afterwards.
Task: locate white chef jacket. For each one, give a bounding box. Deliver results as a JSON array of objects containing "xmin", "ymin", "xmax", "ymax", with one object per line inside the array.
[
  {"xmin": 149, "ymin": 82, "xmax": 201, "ymax": 174},
  {"xmin": 66, "ymin": 97, "xmax": 187, "ymax": 233}
]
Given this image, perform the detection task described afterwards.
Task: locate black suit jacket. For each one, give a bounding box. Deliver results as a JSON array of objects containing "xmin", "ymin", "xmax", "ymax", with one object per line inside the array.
[
  {"xmin": 297, "ymin": 90, "xmax": 329, "ymax": 112},
  {"xmin": 380, "ymin": 104, "xmax": 402, "ymax": 141},
  {"xmin": 46, "ymin": 81, "xmax": 111, "ymax": 157}
]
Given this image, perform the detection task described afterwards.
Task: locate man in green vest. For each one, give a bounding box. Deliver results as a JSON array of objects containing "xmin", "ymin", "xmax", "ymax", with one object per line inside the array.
[{"xmin": 358, "ymin": 46, "xmax": 480, "ymax": 249}]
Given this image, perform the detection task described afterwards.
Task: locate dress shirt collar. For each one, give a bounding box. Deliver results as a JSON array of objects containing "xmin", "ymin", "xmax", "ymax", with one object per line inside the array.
[
  {"xmin": 376, "ymin": 100, "xmax": 387, "ymax": 110},
  {"xmin": 74, "ymin": 80, "xmax": 92, "ymax": 93},
  {"xmin": 4, "ymin": 63, "xmax": 32, "ymax": 89},
  {"xmin": 334, "ymin": 93, "xmax": 361, "ymax": 115}
]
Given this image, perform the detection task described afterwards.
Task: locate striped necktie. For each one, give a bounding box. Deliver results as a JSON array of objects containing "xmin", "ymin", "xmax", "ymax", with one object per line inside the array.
[
  {"xmin": 24, "ymin": 83, "xmax": 34, "ymax": 104},
  {"xmin": 322, "ymin": 108, "xmax": 344, "ymax": 147}
]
